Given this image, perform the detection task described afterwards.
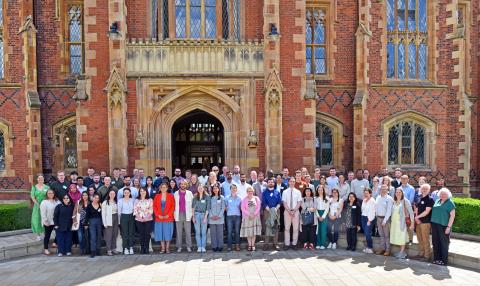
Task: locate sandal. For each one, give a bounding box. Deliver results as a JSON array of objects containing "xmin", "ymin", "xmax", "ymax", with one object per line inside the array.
[
  {"xmin": 43, "ymin": 250, "xmax": 51, "ymax": 256},
  {"xmin": 248, "ymin": 246, "xmax": 252, "ymax": 251}
]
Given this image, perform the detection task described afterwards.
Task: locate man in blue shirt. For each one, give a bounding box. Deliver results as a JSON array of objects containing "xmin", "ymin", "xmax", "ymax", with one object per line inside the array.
[
  {"xmin": 400, "ymin": 174, "xmax": 415, "ymax": 243},
  {"xmin": 262, "ymin": 178, "xmax": 282, "ymax": 250},
  {"xmin": 221, "ymin": 171, "xmax": 234, "ymax": 197},
  {"xmin": 226, "ymin": 186, "xmax": 242, "ymax": 251}
]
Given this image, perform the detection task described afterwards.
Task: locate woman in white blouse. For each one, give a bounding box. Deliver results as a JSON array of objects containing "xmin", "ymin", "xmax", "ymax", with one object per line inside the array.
[
  {"xmin": 118, "ymin": 188, "xmax": 135, "ymax": 255},
  {"xmin": 102, "ymin": 189, "xmax": 119, "ymax": 256},
  {"xmin": 40, "ymin": 189, "xmax": 59, "ymax": 255},
  {"xmin": 327, "ymin": 189, "xmax": 343, "ymax": 250},
  {"xmin": 315, "ymin": 185, "xmax": 330, "ymax": 249},
  {"xmin": 361, "ymin": 188, "xmax": 376, "ymax": 254}
]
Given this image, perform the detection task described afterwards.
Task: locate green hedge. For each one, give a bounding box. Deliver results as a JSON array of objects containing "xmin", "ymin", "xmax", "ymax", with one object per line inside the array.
[
  {"xmin": 0, "ymin": 202, "xmax": 31, "ymax": 232},
  {"xmin": 452, "ymin": 197, "xmax": 480, "ymax": 236}
]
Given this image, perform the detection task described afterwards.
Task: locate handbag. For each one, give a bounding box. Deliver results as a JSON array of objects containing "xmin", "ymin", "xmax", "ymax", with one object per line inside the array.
[
  {"xmin": 403, "ymin": 200, "xmax": 411, "ymax": 227},
  {"xmin": 71, "ymin": 215, "xmax": 80, "ymax": 231}
]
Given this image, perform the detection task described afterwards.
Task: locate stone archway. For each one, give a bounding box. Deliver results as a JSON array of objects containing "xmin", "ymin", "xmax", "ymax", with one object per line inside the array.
[{"xmin": 147, "ymin": 88, "xmax": 242, "ymax": 175}]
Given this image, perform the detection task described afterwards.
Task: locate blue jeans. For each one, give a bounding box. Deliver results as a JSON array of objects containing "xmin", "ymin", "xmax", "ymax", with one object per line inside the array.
[
  {"xmin": 194, "ymin": 212, "xmax": 208, "ymax": 248},
  {"xmin": 361, "ymin": 216, "xmax": 374, "ymax": 249},
  {"xmin": 88, "ymin": 218, "xmax": 102, "ymax": 253},
  {"xmin": 226, "ymin": 215, "xmax": 241, "ymax": 248},
  {"xmin": 77, "ymin": 225, "xmax": 88, "ymax": 253},
  {"xmin": 56, "ymin": 230, "xmax": 72, "ymax": 254}
]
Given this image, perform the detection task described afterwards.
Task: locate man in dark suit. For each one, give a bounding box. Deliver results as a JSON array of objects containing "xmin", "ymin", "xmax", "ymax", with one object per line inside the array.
[
  {"xmin": 275, "ymin": 174, "xmax": 288, "ymax": 232},
  {"xmin": 391, "ymin": 168, "xmax": 403, "ymax": 189}
]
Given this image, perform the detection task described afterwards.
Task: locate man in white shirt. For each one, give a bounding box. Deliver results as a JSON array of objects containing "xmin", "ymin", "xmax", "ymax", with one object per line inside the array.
[
  {"xmin": 281, "ymin": 177, "xmax": 302, "ymax": 250},
  {"xmin": 232, "ymin": 165, "xmax": 241, "ymax": 184},
  {"xmin": 198, "ymin": 169, "xmax": 208, "ymax": 186},
  {"xmin": 236, "ymin": 174, "xmax": 251, "ymax": 199}
]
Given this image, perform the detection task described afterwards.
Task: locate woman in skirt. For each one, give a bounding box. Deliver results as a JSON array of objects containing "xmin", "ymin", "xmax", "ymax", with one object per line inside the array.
[{"xmin": 240, "ymin": 186, "xmax": 261, "ymax": 251}]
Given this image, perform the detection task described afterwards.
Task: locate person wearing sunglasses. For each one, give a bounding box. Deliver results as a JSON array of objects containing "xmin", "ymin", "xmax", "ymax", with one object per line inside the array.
[{"xmin": 53, "ymin": 195, "xmax": 76, "ymax": 256}]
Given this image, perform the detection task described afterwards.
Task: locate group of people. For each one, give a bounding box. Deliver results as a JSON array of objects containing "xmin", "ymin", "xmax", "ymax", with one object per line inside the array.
[{"xmin": 29, "ymin": 165, "xmax": 456, "ymax": 266}]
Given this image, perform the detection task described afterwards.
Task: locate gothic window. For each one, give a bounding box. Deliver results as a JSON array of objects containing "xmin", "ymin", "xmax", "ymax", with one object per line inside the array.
[
  {"xmin": 53, "ymin": 117, "xmax": 78, "ymax": 172},
  {"xmin": 316, "ymin": 123, "xmax": 333, "ymax": 166},
  {"xmin": 0, "ymin": 0, "xmax": 4, "ymax": 79},
  {"xmin": 306, "ymin": 7, "xmax": 326, "ymax": 75},
  {"xmin": 388, "ymin": 121, "xmax": 426, "ymax": 165},
  {"xmin": 63, "ymin": 125, "xmax": 78, "ymax": 169},
  {"xmin": 386, "ymin": 0, "xmax": 427, "ymax": 80},
  {"xmin": 0, "ymin": 130, "xmax": 5, "ymax": 171},
  {"xmin": 153, "ymin": 0, "xmax": 240, "ymax": 40},
  {"xmin": 67, "ymin": 5, "xmax": 84, "ymax": 74}
]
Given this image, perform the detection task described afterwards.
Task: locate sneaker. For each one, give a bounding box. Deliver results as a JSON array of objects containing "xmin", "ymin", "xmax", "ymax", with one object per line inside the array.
[
  {"xmin": 315, "ymin": 246, "xmax": 321, "ymax": 250},
  {"xmin": 397, "ymin": 251, "xmax": 407, "ymax": 259},
  {"xmin": 332, "ymin": 243, "xmax": 336, "ymax": 250},
  {"xmin": 365, "ymin": 248, "xmax": 374, "ymax": 254},
  {"xmin": 124, "ymin": 248, "xmax": 129, "ymax": 255},
  {"xmin": 57, "ymin": 253, "xmax": 63, "ymax": 257},
  {"xmin": 36, "ymin": 236, "xmax": 43, "ymax": 241},
  {"xmin": 187, "ymin": 247, "xmax": 192, "ymax": 253},
  {"xmin": 129, "ymin": 247, "xmax": 134, "ymax": 255},
  {"xmin": 66, "ymin": 252, "xmax": 72, "ymax": 256},
  {"xmin": 177, "ymin": 248, "xmax": 182, "ymax": 253},
  {"xmin": 197, "ymin": 248, "xmax": 202, "ymax": 253},
  {"xmin": 107, "ymin": 251, "xmax": 113, "ymax": 256},
  {"xmin": 202, "ymin": 247, "xmax": 206, "ymax": 252},
  {"xmin": 320, "ymin": 246, "xmax": 325, "ymax": 250},
  {"xmin": 327, "ymin": 243, "xmax": 332, "ymax": 249}
]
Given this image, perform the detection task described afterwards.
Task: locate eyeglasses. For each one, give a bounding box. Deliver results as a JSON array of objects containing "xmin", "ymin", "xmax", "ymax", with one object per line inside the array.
[{"xmin": 63, "ymin": 197, "xmax": 70, "ymax": 200}]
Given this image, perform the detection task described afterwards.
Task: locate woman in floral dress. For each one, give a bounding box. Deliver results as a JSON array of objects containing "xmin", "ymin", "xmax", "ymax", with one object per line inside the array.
[
  {"xmin": 31, "ymin": 174, "xmax": 50, "ymax": 240},
  {"xmin": 240, "ymin": 186, "xmax": 261, "ymax": 251}
]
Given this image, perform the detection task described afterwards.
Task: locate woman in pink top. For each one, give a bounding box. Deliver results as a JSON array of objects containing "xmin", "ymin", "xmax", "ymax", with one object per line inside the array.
[
  {"xmin": 134, "ymin": 187, "xmax": 154, "ymax": 254},
  {"xmin": 240, "ymin": 186, "xmax": 262, "ymax": 251}
]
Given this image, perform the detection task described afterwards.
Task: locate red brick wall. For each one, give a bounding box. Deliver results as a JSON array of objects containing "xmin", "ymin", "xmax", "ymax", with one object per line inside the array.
[
  {"xmin": 126, "ymin": 79, "xmax": 139, "ymax": 173},
  {"xmin": 126, "ymin": 0, "xmax": 149, "ymax": 39},
  {"xmin": 255, "ymin": 79, "xmax": 265, "ymax": 172}
]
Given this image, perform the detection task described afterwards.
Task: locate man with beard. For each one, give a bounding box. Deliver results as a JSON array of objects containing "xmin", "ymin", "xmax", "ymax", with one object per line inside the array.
[
  {"xmin": 198, "ymin": 168, "xmax": 209, "ymax": 186},
  {"xmin": 262, "ymin": 178, "xmax": 282, "ymax": 250},
  {"xmin": 97, "ymin": 176, "xmax": 119, "ymax": 202},
  {"xmin": 236, "ymin": 173, "xmax": 251, "ymax": 199},
  {"xmin": 153, "ymin": 167, "xmax": 169, "ymax": 189}
]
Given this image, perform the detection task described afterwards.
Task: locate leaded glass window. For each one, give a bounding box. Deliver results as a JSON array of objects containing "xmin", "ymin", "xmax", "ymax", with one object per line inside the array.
[
  {"xmin": 67, "ymin": 5, "xmax": 84, "ymax": 74},
  {"xmin": 174, "ymin": 0, "xmax": 217, "ymax": 39},
  {"xmin": 388, "ymin": 121, "xmax": 425, "ymax": 165},
  {"xmin": 64, "ymin": 125, "xmax": 77, "ymax": 169},
  {"xmin": 0, "ymin": 130, "xmax": 5, "ymax": 171},
  {"xmin": 386, "ymin": 0, "xmax": 427, "ymax": 80},
  {"xmin": 306, "ymin": 7, "xmax": 326, "ymax": 75},
  {"xmin": 316, "ymin": 123, "xmax": 333, "ymax": 166}
]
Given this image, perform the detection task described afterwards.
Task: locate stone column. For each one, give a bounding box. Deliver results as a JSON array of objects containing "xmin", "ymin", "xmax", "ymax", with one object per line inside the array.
[
  {"xmin": 19, "ymin": 4, "xmax": 43, "ymax": 184},
  {"xmin": 263, "ymin": 0, "xmax": 283, "ymax": 173},
  {"xmin": 353, "ymin": 0, "xmax": 372, "ymax": 170}
]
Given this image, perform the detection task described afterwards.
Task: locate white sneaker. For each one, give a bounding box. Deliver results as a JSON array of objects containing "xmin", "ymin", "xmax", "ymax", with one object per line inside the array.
[
  {"xmin": 177, "ymin": 248, "xmax": 182, "ymax": 253},
  {"xmin": 66, "ymin": 252, "xmax": 72, "ymax": 256},
  {"xmin": 57, "ymin": 253, "xmax": 63, "ymax": 257},
  {"xmin": 124, "ymin": 248, "xmax": 129, "ymax": 255},
  {"xmin": 327, "ymin": 243, "xmax": 332, "ymax": 249},
  {"xmin": 315, "ymin": 246, "xmax": 321, "ymax": 250},
  {"xmin": 365, "ymin": 248, "xmax": 373, "ymax": 254},
  {"xmin": 187, "ymin": 247, "xmax": 192, "ymax": 253},
  {"xmin": 197, "ymin": 248, "xmax": 202, "ymax": 253},
  {"xmin": 36, "ymin": 236, "xmax": 43, "ymax": 241},
  {"xmin": 332, "ymin": 243, "xmax": 337, "ymax": 250},
  {"xmin": 320, "ymin": 246, "xmax": 325, "ymax": 250},
  {"xmin": 129, "ymin": 247, "xmax": 134, "ymax": 255}
]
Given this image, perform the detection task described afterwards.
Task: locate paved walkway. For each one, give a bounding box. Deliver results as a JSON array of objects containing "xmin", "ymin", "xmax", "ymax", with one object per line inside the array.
[{"xmin": 1, "ymin": 250, "xmax": 479, "ymax": 286}]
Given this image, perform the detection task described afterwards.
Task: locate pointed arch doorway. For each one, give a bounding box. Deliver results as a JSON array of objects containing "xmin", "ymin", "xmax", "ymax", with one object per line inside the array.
[{"xmin": 171, "ymin": 110, "xmax": 224, "ymax": 173}]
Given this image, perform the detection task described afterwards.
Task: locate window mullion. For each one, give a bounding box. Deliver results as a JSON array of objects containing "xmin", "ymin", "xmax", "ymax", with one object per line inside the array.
[
  {"xmin": 201, "ymin": 0, "xmax": 205, "ymax": 38},
  {"xmin": 398, "ymin": 125, "xmax": 402, "ymax": 165},
  {"xmin": 186, "ymin": 0, "xmax": 191, "ymax": 38},
  {"xmin": 411, "ymin": 122, "xmax": 415, "ymax": 164}
]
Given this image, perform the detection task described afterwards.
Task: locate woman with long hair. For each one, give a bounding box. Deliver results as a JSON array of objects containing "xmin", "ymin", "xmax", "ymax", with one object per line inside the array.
[
  {"xmin": 40, "ymin": 189, "xmax": 59, "ymax": 255},
  {"xmin": 192, "ymin": 185, "xmax": 210, "ymax": 252},
  {"xmin": 343, "ymin": 192, "xmax": 361, "ymax": 251},
  {"xmin": 77, "ymin": 191, "xmax": 90, "ymax": 255},
  {"xmin": 168, "ymin": 179, "xmax": 178, "ymax": 194},
  {"xmin": 134, "ymin": 188, "xmax": 154, "ymax": 254},
  {"xmin": 31, "ymin": 174, "xmax": 50, "ymax": 240},
  {"xmin": 315, "ymin": 185, "xmax": 329, "ymax": 249},
  {"xmin": 300, "ymin": 188, "xmax": 317, "ymax": 250},
  {"xmin": 85, "ymin": 193, "xmax": 102, "ymax": 258},
  {"xmin": 327, "ymin": 188, "xmax": 343, "ymax": 250},
  {"xmin": 361, "ymin": 188, "xmax": 376, "ymax": 254},
  {"xmin": 153, "ymin": 183, "xmax": 175, "ymax": 253},
  {"xmin": 390, "ymin": 188, "xmax": 414, "ymax": 259},
  {"xmin": 118, "ymin": 188, "xmax": 136, "ymax": 255},
  {"xmin": 102, "ymin": 189, "xmax": 119, "ymax": 256},
  {"xmin": 240, "ymin": 187, "xmax": 261, "ymax": 251},
  {"xmin": 209, "ymin": 183, "xmax": 226, "ymax": 252}
]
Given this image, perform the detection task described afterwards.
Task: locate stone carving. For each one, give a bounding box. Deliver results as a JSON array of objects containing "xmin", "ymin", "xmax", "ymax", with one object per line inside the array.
[
  {"xmin": 163, "ymin": 102, "xmax": 175, "ymax": 116},
  {"xmin": 73, "ymin": 78, "xmax": 89, "ymax": 101},
  {"xmin": 104, "ymin": 67, "xmax": 127, "ymax": 107},
  {"xmin": 248, "ymin": 130, "xmax": 258, "ymax": 148},
  {"xmin": 264, "ymin": 66, "xmax": 283, "ymax": 108},
  {"xmin": 135, "ymin": 128, "xmax": 146, "ymax": 148}
]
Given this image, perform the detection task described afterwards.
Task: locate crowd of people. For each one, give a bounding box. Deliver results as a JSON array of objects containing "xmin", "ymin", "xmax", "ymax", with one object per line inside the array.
[{"xmin": 30, "ymin": 165, "xmax": 456, "ymax": 266}]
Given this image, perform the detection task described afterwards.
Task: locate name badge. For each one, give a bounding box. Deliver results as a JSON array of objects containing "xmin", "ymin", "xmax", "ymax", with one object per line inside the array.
[
  {"xmin": 270, "ymin": 193, "xmax": 273, "ymax": 197},
  {"xmin": 217, "ymin": 199, "xmax": 221, "ymax": 203},
  {"xmin": 63, "ymin": 185, "xmax": 67, "ymax": 189},
  {"xmin": 228, "ymin": 200, "xmax": 232, "ymax": 203},
  {"xmin": 98, "ymin": 209, "xmax": 101, "ymax": 213},
  {"xmin": 421, "ymin": 201, "xmax": 425, "ymax": 205},
  {"xmin": 352, "ymin": 206, "xmax": 357, "ymax": 209},
  {"xmin": 201, "ymin": 200, "xmax": 205, "ymax": 203}
]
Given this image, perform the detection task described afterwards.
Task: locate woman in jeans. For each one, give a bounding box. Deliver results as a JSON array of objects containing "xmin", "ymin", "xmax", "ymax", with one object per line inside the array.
[
  {"xmin": 300, "ymin": 188, "xmax": 317, "ymax": 250},
  {"xmin": 40, "ymin": 189, "xmax": 59, "ymax": 255},
  {"xmin": 134, "ymin": 188, "xmax": 154, "ymax": 254},
  {"xmin": 118, "ymin": 188, "xmax": 136, "ymax": 255},
  {"xmin": 53, "ymin": 194, "xmax": 75, "ymax": 257},
  {"xmin": 361, "ymin": 188, "xmax": 376, "ymax": 254},
  {"xmin": 77, "ymin": 191, "xmax": 90, "ymax": 255},
  {"xmin": 192, "ymin": 185, "xmax": 210, "ymax": 252},
  {"xmin": 209, "ymin": 184, "xmax": 226, "ymax": 252},
  {"xmin": 343, "ymin": 192, "xmax": 361, "ymax": 251},
  {"xmin": 390, "ymin": 188, "xmax": 414, "ymax": 259},
  {"xmin": 102, "ymin": 189, "xmax": 119, "ymax": 256},
  {"xmin": 327, "ymin": 189, "xmax": 343, "ymax": 250},
  {"xmin": 84, "ymin": 193, "xmax": 102, "ymax": 258},
  {"xmin": 315, "ymin": 185, "xmax": 329, "ymax": 249}
]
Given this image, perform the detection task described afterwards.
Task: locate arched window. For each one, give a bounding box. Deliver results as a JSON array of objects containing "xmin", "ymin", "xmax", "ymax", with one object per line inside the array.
[
  {"xmin": 0, "ymin": 129, "xmax": 5, "ymax": 171},
  {"xmin": 67, "ymin": 4, "xmax": 84, "ymax": 74},
  {"xmin": 53, "ymin": 116, "xmax": 78, "ymax": 172},
  {"xmin": 63, "ymin": 125, "xmax": 77, "ymax": 169},
  {"xmin": 316, "ymin": 123, "xmax": 333, "ymax": 166},
  {"xmin": 306, "ymin": 7, "xmax": 326, "ymax": 75},
  {"xmin": 152, "ymin": 0, "xmax": 241, "ymax": 40},
  {"xmin": 388, "ymin": 121, "xmax": 425, "ymax": 165},
  {"xmin": 386, "ymin": 0, "xmax": 427, "ymax": 80},
  {"xmin": 382, "ymin": 112, "xmax": 436, "ymax": 168}
]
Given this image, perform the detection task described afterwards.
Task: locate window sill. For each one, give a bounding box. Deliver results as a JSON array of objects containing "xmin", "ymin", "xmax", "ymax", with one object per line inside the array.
[
  {"xmin": 307, "ymin": 74, "xmax": 333, "ymax": 82},
  {"xmin": 387, "ymin": 165, "xmax": 432, "ymax": 172},
  {"xmin": 373, "ymin": 80, "xmax": 448, "ymax": 89}
]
